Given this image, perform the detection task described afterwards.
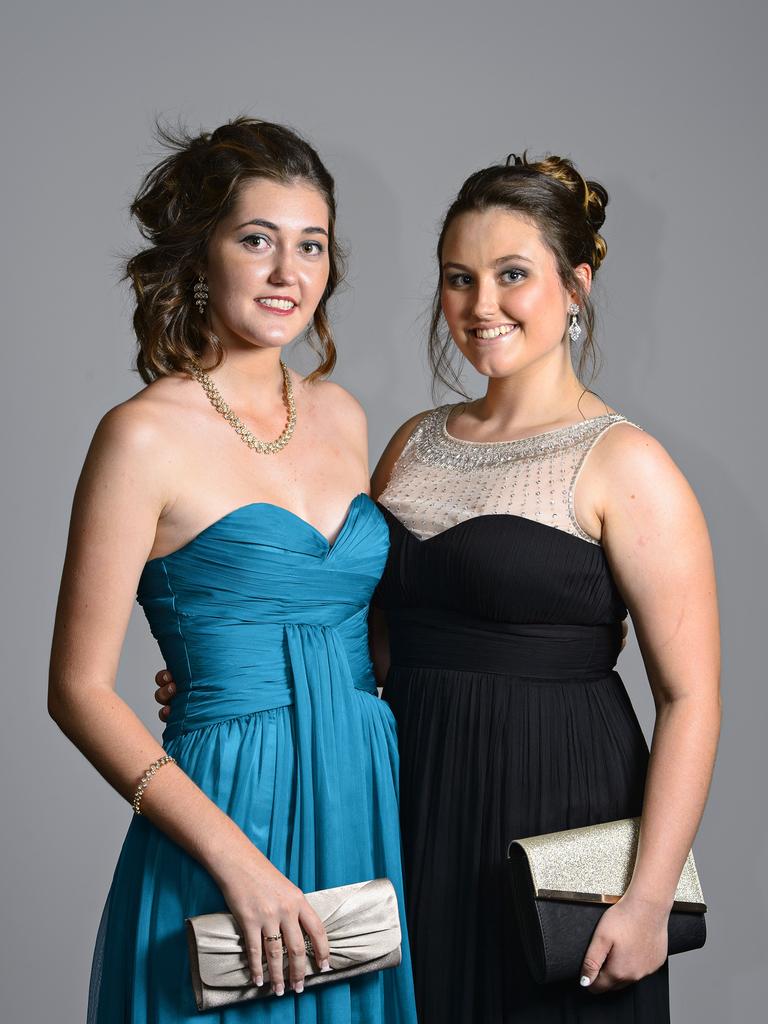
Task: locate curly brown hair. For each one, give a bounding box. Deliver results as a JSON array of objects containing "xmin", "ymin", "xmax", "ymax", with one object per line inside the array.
[
  {"xmin": 428, "ymin": 152, "xmax": 609, "ymax": 398},
  {"xmin": 126, "ymin": 117, "xmax": 344, "ymax": 383}
]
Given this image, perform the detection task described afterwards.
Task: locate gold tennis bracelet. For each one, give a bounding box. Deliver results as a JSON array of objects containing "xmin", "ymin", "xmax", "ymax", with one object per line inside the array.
[{"xmin": 132, "ymin": 754, "xmax": 176, "ymax": 815}]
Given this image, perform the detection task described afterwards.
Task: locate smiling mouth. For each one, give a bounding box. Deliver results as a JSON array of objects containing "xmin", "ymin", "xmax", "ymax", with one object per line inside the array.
[
  {"xmin": 256, "ymin": 297, "xmax": 297, "ymax": 312},
  {"xmin": 472, "ymin": 324, "xmax": 518, "ymax": 340}
]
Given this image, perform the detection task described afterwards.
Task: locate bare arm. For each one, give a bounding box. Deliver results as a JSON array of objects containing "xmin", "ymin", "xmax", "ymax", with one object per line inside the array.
[
  {"xmin": 48, "ymin": 402, "xmax": 329, "ymax": 994},
  {"xmin": 578, "ymin": 425, "xmax": 721, "ymax": 991}
]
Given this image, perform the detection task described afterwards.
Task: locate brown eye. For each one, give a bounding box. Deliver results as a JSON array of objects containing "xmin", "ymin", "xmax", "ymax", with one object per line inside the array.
[{"xmin": 241, "ymin": 234, "xmax": 270, "ymax": 250}]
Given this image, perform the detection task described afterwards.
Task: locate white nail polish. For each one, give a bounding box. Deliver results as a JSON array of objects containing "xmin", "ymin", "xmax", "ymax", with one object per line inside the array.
[{"xmin": 580, "ymin": 976, "xmax": 591, "ymax": 987}]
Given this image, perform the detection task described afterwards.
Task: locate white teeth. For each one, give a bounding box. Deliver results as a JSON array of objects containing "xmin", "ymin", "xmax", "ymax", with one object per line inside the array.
[
  {"xmin": 475, "ymin": 324, "xmax": 516, "ymax": 340},
  {"xmin": 259, "ymin": 298, "xmax": 295, "ymax": 310}
]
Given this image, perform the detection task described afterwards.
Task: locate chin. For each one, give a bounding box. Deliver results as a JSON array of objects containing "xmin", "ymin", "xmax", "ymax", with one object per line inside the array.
[
  {"xmin": 463, "ymin": 351, "xmax": 520, "ymax": 380},
  {"xmin": 227, "ymin": 327, "xmax": 300, "ymax": 352}
]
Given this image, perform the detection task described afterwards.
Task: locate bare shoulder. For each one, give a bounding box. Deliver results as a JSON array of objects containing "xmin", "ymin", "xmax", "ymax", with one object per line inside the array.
[
  {"xmin": 300, "ymin": 377, "xmax": 368, "ymax": 449},
  {"xmin": 82, "ymin": 379, "xmax": 194, "ymax": 516},
  {"xmin": 590, "ymin": 421, "xmax": 687, "ymax": 493},
  {"xmin": 93, "ymin": 380, "xmax": 182, "ymax": 457},
  {"xmin": 371, "ymin": 408, "xmax": 433, "ymax": 500},
  {"xmin": 583, "ymin": 421, "xmax": 707, "ymax": 551},
  {"xmin": 304, "ymin": 378, "xmax": 366, "ymax": 421}
]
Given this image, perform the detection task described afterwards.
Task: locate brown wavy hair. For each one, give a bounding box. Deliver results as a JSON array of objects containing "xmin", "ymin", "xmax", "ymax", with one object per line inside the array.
[
  {"xmin": 127, "ymin": 117, "xmax": 344, "ymax": 383},
  {"xmin": 428, "ymin": 153, "xmax": 609, "ymax": 398}
]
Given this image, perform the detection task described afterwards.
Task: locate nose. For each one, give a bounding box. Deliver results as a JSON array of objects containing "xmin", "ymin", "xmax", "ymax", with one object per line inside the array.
[
  {"xmin": 471, "ymin": 275, "xmax": 499, "ymax": 320},
  {"xmin": 268, "ymin": 245, "xmax": 298, "ymax": 286}
]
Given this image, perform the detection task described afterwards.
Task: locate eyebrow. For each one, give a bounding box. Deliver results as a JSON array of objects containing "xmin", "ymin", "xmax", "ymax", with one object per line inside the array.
[
  {"xmin": 443, "ymin": 253, "xmax": 533, "ymax": 271},
  {"xmin": 236, "ymin": 217, "xmax": 328, "ymax": 237}
]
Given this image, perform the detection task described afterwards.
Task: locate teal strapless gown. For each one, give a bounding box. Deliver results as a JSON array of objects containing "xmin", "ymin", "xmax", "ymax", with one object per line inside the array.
[{"xmin": 88, "ymin": 494, "xmax": 417, "ymax": 1023}]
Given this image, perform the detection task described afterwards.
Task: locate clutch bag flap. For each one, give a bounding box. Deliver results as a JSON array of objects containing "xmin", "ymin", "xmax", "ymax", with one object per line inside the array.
[{"xmin": 509, "ymin": 817, "xmax": 706, "ymax": 912}]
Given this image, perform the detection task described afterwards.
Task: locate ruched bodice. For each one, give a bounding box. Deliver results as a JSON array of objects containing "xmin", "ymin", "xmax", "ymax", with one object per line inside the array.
[
  {"xmin": 89, "ymin": 494, "xmax": 417, "ymax": 1024},
  {"xmin": 377, "ymin": 510, "xmax": 627, "ymax": 681},
  {"xmin": 377, "ymin": 510, "xmax": 626, "ymax": 626},
  {"xmin": 138, "ymin": 495, "xmax": 385, "ymax": 736}
]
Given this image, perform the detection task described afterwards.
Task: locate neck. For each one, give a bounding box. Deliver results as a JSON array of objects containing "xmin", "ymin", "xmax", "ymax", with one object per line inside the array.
[
  {"xmin": 474, "ymin": 351, "xmax": 587, "ymax": 433},
  {"xmin": 199, "ymin": 338, "xmax": 286, "ymax": 402}
]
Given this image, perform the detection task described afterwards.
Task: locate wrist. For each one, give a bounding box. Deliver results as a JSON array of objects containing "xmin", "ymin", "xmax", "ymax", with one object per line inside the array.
[
  {"xmin": 621, "ymin": 885, "xmax": 675, "ymax": 915},
  {"xmin": 200, "ymin": 820, "xmax": 258, "ymax": 884}
]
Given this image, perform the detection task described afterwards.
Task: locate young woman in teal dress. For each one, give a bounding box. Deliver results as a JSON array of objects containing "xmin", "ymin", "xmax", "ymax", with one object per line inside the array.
[{"xmin": 48, "ymin": 119, "xmax": 417, "ymax": 1023}]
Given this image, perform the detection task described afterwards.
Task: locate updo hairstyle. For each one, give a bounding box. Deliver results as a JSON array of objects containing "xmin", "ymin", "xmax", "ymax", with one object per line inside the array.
[
  {"xmin": 126, "ymin": 118, "xmax": 343, "ymax": 383},
  {"xmin": 429, "ymin": 152, "xmax": 609, "ymax": 396}
]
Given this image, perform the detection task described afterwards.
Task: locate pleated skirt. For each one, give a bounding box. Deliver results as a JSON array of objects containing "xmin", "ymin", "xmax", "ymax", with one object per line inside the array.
[{"xmin": 384, "ymin": 665, "xmax": 670, "ymax": 1024}]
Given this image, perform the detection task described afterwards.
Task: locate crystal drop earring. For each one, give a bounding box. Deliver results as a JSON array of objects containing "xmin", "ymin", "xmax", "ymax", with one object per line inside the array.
[
  {"xmin": 193, "ymin": 274, "xmax": 209, "ymax": 315},
  {"xmin": 568, "ymin": 303, "xmax": 582, "ymax": 343}
]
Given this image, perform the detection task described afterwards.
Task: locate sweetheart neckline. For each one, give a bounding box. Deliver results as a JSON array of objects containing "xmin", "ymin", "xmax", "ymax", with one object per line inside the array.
[
  {"xmin": 145, "ymin": 492, "xmax": 371, "ymax": 566},
  {"xmin": 376, "ymin": 502, "xmax": 606, "ymax": 551}
]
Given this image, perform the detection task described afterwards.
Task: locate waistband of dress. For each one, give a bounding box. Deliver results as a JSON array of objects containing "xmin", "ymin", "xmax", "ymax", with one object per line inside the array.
[
  {"xmin": 161, "ymin": 674, "xmax": 378, "ymax": 741},
  {"xmin": 386, "ymin": 608, "xmax": 621, "ymax": 679}
]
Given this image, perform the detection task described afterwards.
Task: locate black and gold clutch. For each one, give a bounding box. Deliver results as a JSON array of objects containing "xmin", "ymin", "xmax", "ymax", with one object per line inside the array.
[
  {"xmin": 507, "ymin": 817, "xmax": 707, "ymax": 984},
  {"xmin": 186, "ymin": 878, "xmax": 402, "ymax": 1011}
]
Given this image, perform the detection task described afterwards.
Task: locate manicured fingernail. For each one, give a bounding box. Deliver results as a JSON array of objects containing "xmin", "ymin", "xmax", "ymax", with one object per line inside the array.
[
  {"xmin": 320, "ymin": 959, "xmax": 331, "ymax": 973},
  {"xmin": 294, "ymin": 981, "xmax": 304, "ymax": 993},
  {"xmin": 580, "ymin": 976, "xmax": 591, "ymax": 987},
  {"xmin": 163, "ymin": 672, "xmax": 170, "ymax": 682},
  {"xmin": 275, "ymin": 984, "xmax": 285, "ymax": 996},
  {"xmin": 255, "ymin": 975, "xmax": 263, "ymax": 987}
]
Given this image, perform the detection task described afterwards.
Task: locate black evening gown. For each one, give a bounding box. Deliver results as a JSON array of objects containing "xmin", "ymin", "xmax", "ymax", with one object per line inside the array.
[{"xmin": 374, "ymin": 407, "xmax": 670, "ymax": 1024}]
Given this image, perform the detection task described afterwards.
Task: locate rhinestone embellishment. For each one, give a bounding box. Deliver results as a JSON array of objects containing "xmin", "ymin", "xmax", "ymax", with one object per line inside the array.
[
  {"xmin": 378, "ymin": 405, "xmax": 636, "ymax": 547},
  {"xmin": 568, "ymin": 303, "xmax": 582, "ymax": 343},
  {"xmin": 412, "ymin": 406, "xmax": 627, "ymax": 469}
]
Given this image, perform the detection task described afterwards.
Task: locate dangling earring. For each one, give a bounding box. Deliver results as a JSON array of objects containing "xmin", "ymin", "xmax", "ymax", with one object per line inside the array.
[
  {"xmin": 567, "ymin": 303, "xmax": 581, "ymax": 343},
  {"xmin": 193, "ymin": 274, "xmax": 209, "ymax": 315}
]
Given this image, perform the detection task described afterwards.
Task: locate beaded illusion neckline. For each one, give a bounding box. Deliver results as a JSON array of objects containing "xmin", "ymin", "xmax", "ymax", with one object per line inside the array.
[
  {"xmin": 442, "ymin": 406, "xmax": 620, "ymax": 447},
  {"xmin": 430, "ymin": 406, "xmax": 626, "ymax": 469},
  {"xmin": 378, "ymin": 405, "xmax": 635, "ymax": 545}
]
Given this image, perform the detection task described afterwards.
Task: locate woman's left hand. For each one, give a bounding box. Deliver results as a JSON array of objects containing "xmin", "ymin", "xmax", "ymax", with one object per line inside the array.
[
  {"xmin": 579, "ymin": 893, "xmax": 669, "ymax": 993},
  {"xmin": 154, "ymin": 669, "xmax": 175, "ymax": 721}
]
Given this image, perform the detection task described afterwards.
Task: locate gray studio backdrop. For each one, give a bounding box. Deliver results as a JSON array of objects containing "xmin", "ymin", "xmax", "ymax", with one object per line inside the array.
[{"xmin": 2, "ymin": 1, "xmax": 766, "ymax": 1020}]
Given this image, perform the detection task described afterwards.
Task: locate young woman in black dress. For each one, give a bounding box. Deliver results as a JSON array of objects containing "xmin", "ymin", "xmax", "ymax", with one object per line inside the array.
[
  {"xmin": 368, "ymin": 155, "xmax": 720, "ymax": 1022},
  {"xmin": 156, "ymin": 153, "xmax": 721, "ymax": 1022}
]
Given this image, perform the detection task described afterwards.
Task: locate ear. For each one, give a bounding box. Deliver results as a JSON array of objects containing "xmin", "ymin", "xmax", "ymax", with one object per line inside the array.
[{"xmin": 571, "ymin": 262, "xmax": 592, "ymax": 298}]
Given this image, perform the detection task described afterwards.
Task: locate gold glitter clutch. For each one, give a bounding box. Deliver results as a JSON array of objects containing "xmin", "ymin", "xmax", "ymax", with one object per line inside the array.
[
  {"xmin": 507, "ymin": 817, "xmax": 707, "ymax": 984},
  {"xmin": 186, "ymin": 878, "xmax": 402, "ymax": 1010}
]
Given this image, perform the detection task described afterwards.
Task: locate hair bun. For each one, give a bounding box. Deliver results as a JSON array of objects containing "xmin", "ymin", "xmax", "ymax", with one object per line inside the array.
[
  {"xmin": 530, "ymin": 156, "xmax": 608, "ymax": 223},
  {"xmin": 585, "ymin": 180, "xmax": 608, "ymax": 231},
  {"xmin": 521, "ymin": 154, "xmax": 609, "ymax": 269}
]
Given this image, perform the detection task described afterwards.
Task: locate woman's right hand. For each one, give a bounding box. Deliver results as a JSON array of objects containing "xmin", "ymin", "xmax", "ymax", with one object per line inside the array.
[
  {"xmin": 153, "ymin": 669, "xmax": 331, "ymax": 993},
  {"xmin": 214, "ymin": 850, "xmax": 331, "ymax": 995},
  {"xmin": 152, "ymin": 671, "xmax": 330, "ymax": 991}
]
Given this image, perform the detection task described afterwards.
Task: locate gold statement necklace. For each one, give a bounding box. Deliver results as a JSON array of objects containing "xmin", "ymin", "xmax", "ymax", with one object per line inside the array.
[{"xmin": 190, "ymin": 359, "xmax": 297, "ymax": 455}]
